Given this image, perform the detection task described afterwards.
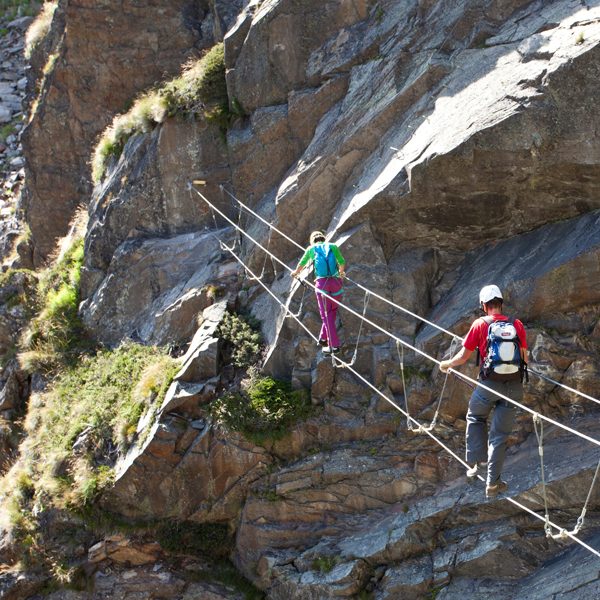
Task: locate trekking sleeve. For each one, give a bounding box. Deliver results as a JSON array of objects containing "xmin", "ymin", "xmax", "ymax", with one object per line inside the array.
[
  {"xmin": 331, "ymin": 245, "xmax": 345, "ymax": 266},
  {"xmin": 298, "ymin": 247, "xmax": 314, "ymax": 268}
]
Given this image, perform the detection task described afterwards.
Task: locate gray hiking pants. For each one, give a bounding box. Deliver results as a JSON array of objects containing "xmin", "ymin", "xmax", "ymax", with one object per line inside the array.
[{"xmin": 466, "ymin": 378, "xmax": 521, "ymax": 487}]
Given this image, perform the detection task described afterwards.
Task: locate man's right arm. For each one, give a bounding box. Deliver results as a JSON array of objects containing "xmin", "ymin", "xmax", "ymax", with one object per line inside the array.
[
  {"xmin": 440, "ymin": 320, "xmax": 480, "ymax": 373},
  {"xmin": 440, "ymin": 346, "xmax": 472, "ymax": 373}
]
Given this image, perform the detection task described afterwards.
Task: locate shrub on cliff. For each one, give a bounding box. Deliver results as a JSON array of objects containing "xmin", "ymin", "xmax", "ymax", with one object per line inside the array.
[
  {"xmin": 92, "ymin": 42, "xmax": 242, "ymax": 182},
  {"xmin": 208, "ymin": 370, "xmax": 312, "ymax": 446},
  {"xmin": 19, "ymin": 208, "xmax": 90, "ymax": 372},
  {"xmin": 217, "ymin": 311, "xmax": 263, "ymax": 367},
  {"xmin": 2, "ymin": 343, "xmax": 177, "ymax": 517}
]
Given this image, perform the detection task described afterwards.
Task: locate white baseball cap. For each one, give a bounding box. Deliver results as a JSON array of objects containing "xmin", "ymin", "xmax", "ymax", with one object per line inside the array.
[{"xmin": 479, "ymin": 285, "xmax": 503, "ymax": 304}]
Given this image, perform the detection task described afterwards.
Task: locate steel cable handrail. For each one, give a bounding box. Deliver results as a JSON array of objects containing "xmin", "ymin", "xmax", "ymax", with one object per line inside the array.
[
  {"xmin": 190, "ymin": 183, "xmax": 600, "ymax": 448},
  {"xmin": 217, "ymin": 184, "xmax": 600, "ymax": 409},
  {"xmin": 206, "ymin": 224, "xmax": 600, "ymax": 560}
]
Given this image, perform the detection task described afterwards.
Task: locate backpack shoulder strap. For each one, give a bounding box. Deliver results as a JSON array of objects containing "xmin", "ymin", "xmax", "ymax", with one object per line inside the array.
[{"xmin": 508, "ymin": 315, "xmax": 516, "ymax": 324}]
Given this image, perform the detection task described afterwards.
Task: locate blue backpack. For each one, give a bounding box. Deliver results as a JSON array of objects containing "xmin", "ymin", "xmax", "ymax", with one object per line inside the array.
[
  {"xmin": 478, "ymin": 316, "xmax": 526, "ymax": 382},
  {"xmin": 313, "ymin": 243, "xmax": 338, "ymax": 278}
]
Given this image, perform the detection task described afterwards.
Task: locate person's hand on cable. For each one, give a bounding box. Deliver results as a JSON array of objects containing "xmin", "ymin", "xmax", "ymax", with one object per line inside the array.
[{"xmin": 440, "ymin": 360, "xmax": 452, "ymax": 373}]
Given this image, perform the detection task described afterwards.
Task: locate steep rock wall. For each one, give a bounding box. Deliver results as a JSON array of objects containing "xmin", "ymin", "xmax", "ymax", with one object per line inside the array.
[
  {"xmin": 21, "ymin": 0, "xmax": 243, "ymax": 264},
  {"xmin": 20, "ymin": 0, "xmax": 600, "ymax": 598}
]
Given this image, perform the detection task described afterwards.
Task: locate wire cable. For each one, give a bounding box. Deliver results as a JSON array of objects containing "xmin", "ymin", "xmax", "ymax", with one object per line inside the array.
[
  {"xmin": 189, "ymin": 182, "xmax": 600, "ymax": 448},
  {"xmin": 219, "ymin": 184, "xmax": 600, "ymax": 409},
  {"xmin": 205, "ymin": 225, "xmax": 600, "ymax": 560}
]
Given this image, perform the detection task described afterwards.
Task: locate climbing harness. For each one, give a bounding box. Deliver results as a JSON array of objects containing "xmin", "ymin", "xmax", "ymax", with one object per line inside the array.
[
  {"xmin": 397, "ymin": 336, "xmax": 459, "ymax": 433},
  {"xmin": 533, "ymin": 414, "xmax": 600, "ymax": 540}
]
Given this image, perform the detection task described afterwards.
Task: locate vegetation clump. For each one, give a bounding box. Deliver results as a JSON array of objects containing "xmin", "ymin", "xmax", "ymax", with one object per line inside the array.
[
  {"xmin": 157, "ymin": 521, "xmax": 233, "ymax": 561},
  {"xmin": 158, "ymin": 522, "xmax": 264, "ymax": 599},
  {"xmin": 18, "ymin": 212, "xmax": 88, "ymax": 373},
  {"xmin": 208, "ymin": 370, "xmax": 312, "ymax": 446},
  {"xmin": 2, "ymin": 343, "xmax": 178, "ymax": 518},
  {"xmin": 92, "ymin": 43, "xmax": 244, "ymax": 182},
  {"xmin": 217, "ymin": 310, "xmax": 263, "ymax": 367},
  {"xmin": 25, "ymin": 0, "xmax": 57, "ymax": 59},
  {"xmin": 311, "ymin": 555, "xmax": 342, "ymax": 573}
]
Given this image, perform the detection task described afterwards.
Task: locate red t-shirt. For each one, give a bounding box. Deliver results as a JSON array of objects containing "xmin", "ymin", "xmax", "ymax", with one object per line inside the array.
[{"xmin": 463, "ymin": 315, "xmax": 528, "ymax": 359}]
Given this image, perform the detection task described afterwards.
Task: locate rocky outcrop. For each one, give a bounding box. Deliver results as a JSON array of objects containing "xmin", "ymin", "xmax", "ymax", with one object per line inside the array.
[
  {"xmin": 81, "ymin": 228, "xmax": 239, "ymax": 346},
  {"xmin": 244, "ymin": 0, "xmax": 600, "ymax": 264},
  {"xmin": 419, "ymin": 210, "xmax": 600, "ymax": 345},
  {"xmin": 237, "ymin": 413, "xmax": 600, "ymax": 598},
  {"xmin": 22, "ymin": 0, "xmax": 242, "ymax": 263}
]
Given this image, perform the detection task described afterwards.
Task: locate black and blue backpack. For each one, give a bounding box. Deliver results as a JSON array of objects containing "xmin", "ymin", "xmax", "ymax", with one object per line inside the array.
[
  {"xmin": 477, "ymin": 316, "xmax": 528, "ymax": 382},
  {"xmin": 313, "ymin": 243, "xmax": 338, "ymax": 279}
]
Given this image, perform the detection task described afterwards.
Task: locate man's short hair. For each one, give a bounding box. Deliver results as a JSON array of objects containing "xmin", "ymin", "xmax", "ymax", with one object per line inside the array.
[{"xmin": 484, "ymin": 297, "xmax": 503, "ymax": 310}]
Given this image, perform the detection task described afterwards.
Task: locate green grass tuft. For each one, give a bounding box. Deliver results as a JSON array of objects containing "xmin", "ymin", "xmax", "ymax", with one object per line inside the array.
[
  {"xmin": 208, "ymin": 371, "xmax": 313, "ymax": 446},
  {"xmin": 19, "ymin": 233, "xmax": 87, "ymax": 373},
  {"xmin": 311, "ymin": 555, "xmax": 341, "ymax": 573}
]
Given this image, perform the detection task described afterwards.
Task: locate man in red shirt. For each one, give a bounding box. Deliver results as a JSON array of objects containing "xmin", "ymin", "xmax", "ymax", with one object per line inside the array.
[{"xmin": 440, "ymin": 285, "xmax": 528, "ymax": 499}]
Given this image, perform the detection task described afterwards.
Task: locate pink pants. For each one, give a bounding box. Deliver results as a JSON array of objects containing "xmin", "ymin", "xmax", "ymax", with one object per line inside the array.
[{"xmin": 315, "ymin": 277, "xmax": 343, "ymax": 347}]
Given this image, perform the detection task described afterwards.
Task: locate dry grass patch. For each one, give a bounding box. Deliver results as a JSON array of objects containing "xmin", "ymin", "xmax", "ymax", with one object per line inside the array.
[
  {"xmin": 24, "ymin": 1, "xmax": 57, "ymax": 59},
  {"xmin": 92, "ymin": 42, "xmax": 243, "ymax": 182}
]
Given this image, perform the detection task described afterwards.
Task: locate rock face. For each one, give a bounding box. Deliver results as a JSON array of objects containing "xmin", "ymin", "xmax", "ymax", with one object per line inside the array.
[
  {"xmin": 17, "ymin": 0, "xmax": 600, "ymax": 598},
  {"xmin": 419, "ymin": 210, "xmax": 600, "ymax": 345},
  {"xmin": 238, "ymin": 415, "xmax": 600, "ymax": 599},
  {"xmin": 22, "ymin": 0, "xmax": 242, "ymax": 263},
  {"xmin": 81, "ymin": 228, "xmax": 239, "ymax": 346}
]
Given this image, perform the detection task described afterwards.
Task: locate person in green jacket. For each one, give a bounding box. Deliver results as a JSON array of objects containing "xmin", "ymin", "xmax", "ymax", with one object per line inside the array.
[{"xmin": 290, "ymin": 231, "xmax": 346, "ymax": 354}]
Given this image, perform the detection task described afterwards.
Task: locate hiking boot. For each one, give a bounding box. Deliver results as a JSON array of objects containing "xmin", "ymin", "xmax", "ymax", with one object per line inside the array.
[
  {"xmin": 331, "ymin": 346, "xmax": 340, "ymax": 355},
  {"xmin": 486, "ymin": 480, "xmax": 508, "ymax": 499},
  {"xmin": 466, "ymin": 462, "xmax": 487, "ymax": 479},
  {"xmin": 318, "ymin": 339, "xmax": 328, "ymax": 347}
]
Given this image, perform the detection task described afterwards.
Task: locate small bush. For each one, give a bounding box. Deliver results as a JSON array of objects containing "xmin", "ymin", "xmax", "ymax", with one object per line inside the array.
[
  {"xmin": 208, "ymin": 372, "xmax": 312, "ymax": 446},
  {"xmin": 25, "ymin": 1, "xmax": 57, "ymax": 59},
  {"xmin": 311, "ymin": 555, "xmax": 341, "ymax": 573},
  {"xmin": 217, "ymin": 311, "xmax": 263, "ymax": 367}
]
